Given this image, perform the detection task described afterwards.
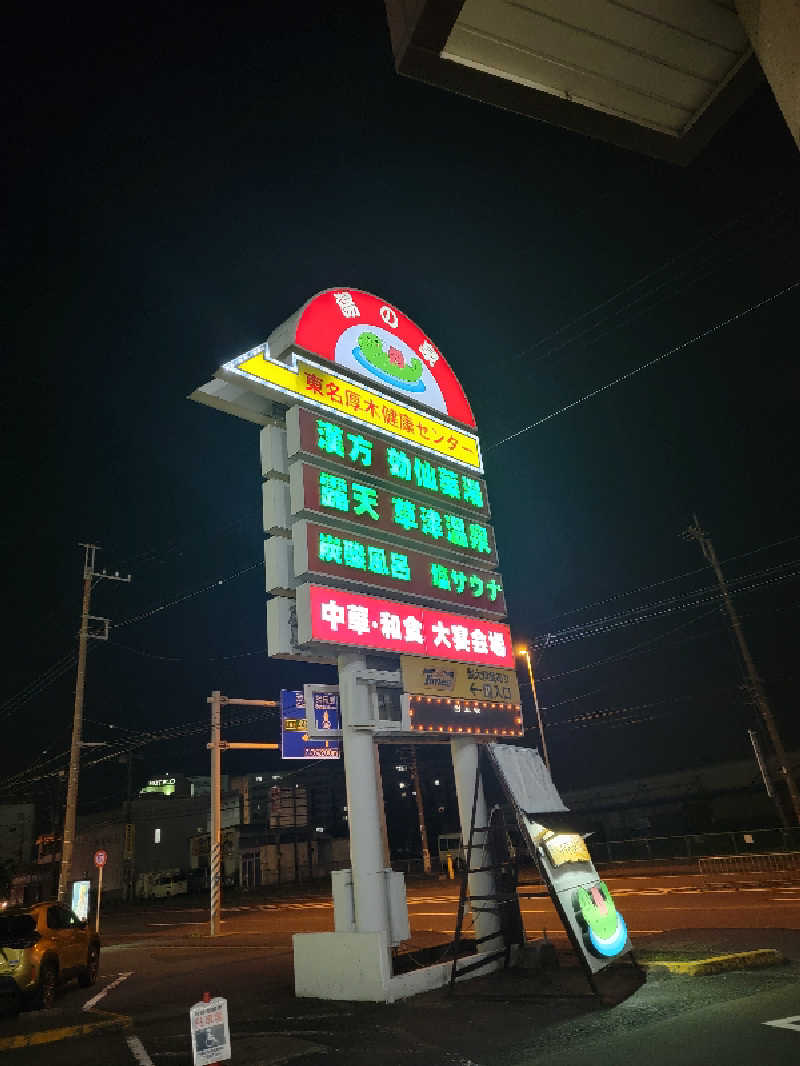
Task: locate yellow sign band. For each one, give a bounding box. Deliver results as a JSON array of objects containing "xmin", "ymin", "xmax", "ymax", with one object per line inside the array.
[{"xmin": 235, "ymin": 353, "xmax": 483, "ymax": 471}]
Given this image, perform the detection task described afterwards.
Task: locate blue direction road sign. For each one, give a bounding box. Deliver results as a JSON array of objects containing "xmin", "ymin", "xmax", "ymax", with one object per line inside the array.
[{"xmin": 280, "ymin": 689, "xmax": 340, "ymax": 760}]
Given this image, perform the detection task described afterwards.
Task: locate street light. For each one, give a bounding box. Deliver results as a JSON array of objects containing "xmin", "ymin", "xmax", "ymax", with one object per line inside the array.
[{"xmin": 516, "ymin": 645, "xmax": 550, "ymax": 772}]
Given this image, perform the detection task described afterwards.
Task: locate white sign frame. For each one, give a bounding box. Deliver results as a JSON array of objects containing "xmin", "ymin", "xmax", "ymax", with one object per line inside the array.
[{"xmin": 190, "ymin": 996, "xmax": 231, "ymax": 1065}]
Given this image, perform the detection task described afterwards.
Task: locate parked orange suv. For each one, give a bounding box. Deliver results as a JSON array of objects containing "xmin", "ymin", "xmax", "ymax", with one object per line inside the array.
[{"xmin": 0, "ymin": 901, "xmax": 100, "ymax": 1012}]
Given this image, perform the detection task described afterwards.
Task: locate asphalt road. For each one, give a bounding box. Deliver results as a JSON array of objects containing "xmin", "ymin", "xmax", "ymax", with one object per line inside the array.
[{"xmin": 2, "ymin": 872, "xmax": 799, "ymax": 1065}]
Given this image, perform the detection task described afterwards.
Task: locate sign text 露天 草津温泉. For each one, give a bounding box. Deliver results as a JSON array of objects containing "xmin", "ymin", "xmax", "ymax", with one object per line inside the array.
[{"xmin": 290, "ymin": 461, "xmax": 498, "ymax": 564}]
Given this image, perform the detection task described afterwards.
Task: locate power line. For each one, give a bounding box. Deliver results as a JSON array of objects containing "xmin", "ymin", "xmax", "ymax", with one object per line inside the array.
[
  {"xmin": 537, "ymin": 559, "xmax": 800, "ymax": 647},
  {"xmin": 532, "ymin": 532, "xmax": 800, "ymax": 628},
  {"xmin": 488, "ymin": 278, "xmax": 800, "ymax": 450},
  {"xmin": 509, "ymin": 188, "xmax": 795, "ymax": 367},
  {"xmin": 112, "ymin": 560, "xmax": 261, "ymax": 630}
]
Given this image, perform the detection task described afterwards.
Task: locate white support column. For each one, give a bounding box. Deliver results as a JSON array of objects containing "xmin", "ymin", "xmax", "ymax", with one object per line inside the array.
[
  {"xmin": 337, "ymin": 652, "xmax": 390, "ymax": 937},
  {"xmin": 450, "ymin": 739, "xmax": 502, "ymax": 948}
]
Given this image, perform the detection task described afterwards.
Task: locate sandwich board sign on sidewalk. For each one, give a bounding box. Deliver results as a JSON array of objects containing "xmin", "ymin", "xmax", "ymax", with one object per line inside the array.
[{"xmin": 190, "ymin": 996, "xmax": 231, "ymax": 1065}]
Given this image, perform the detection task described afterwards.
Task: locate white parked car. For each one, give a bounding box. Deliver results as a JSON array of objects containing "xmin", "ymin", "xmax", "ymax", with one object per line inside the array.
[{"xmin": 137, "ymin": 871, "xmax": 188, "ymax": 899}]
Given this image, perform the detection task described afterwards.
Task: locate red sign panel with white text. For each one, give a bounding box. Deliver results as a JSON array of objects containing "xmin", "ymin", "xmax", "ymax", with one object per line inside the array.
[{"xmin": 299, "ymin": 584, "xmax": 513, "ymax": 667}]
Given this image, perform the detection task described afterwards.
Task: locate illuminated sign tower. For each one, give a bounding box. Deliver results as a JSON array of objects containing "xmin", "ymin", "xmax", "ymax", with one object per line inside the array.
[{"xmin": 190, "ymin": 288, "xmax": 517, "ymax": 1000}]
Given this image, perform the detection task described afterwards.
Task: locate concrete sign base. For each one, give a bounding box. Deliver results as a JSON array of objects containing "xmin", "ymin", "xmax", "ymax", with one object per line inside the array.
[{"xmin": 293, "ymin": 930, "xmax": 512, "ymax": 1003}]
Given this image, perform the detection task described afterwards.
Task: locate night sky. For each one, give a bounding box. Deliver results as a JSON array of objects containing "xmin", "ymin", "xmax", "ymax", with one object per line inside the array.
[{"xmin": 4, "ymin": 3, "xmax": 799, "ymax": 822}]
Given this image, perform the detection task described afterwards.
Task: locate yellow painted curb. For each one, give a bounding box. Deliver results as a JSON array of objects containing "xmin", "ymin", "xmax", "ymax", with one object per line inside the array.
[
  {"xmin": 643, "ymin": 949, "xmax": 784, "ymax": 976},
  {"xmin": 0, "ymin": 1010, "xmax": 131, "ymax": 1050}
]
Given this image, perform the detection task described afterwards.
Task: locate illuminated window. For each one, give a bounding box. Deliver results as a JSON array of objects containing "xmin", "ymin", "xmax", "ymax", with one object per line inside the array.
[
  {"xmin": 319, "ymin": 471, "xmax": 349, "ymax": 512},
  {"xmin": 316, "ymin": 420, "xmax": 344, "ymax": 457},
  {"xmin": 154, "ymin": 828, "xmax": 161, "ymax": 844},
  {"xmin": 461, "ymin": 476, "xmax": 483, "ymax": 508}
]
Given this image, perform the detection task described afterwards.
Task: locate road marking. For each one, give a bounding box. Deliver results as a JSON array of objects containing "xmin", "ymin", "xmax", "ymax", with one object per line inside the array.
[
  {"xmin": 0, "ymin": 1012, "xmax": 130, "ymax": 1051},
  {"xmin": 148, "ymin": 921, "xmax": 209, "ymax": 926},
  {"xmin": 763, "ymin": 1015, "xmax": 800, "ymax": 1032},
  {"xmin": 127, "ymin": 1034, "xmax": 157, "ymax": 1065},
  {"xmin": 82, "ymin": 971, "xmax": 133, "ymax": 1011}
]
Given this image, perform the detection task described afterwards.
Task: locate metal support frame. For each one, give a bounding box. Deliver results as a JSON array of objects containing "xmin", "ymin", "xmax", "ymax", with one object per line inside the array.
[
  {"xmin": 449, "ymin": 756, "xmax": 523, "ymax": 989},
  {"xmin": 207, "ymin": 692, "xmax": 279, "ymax": 937}
]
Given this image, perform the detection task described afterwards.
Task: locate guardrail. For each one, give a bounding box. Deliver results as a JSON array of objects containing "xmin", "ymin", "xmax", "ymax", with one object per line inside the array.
[
  {"xmin": 589, "ymin": 827, "xmax": 800, "ymax": 864},
  {"xmin": 699, "ymin": 851, "xmax": 800, "ymax": 879}
]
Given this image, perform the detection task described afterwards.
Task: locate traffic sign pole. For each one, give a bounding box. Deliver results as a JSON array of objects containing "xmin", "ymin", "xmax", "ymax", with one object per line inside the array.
[
  {"xmin": 93, "ymin": 850, "xmax": 107, "ymax": 933},
  {"xmin": 95, "ymin": 864, "xmax": 103, "ymax": 933}
]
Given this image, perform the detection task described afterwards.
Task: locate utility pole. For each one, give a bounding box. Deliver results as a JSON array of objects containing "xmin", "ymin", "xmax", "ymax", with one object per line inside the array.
[
  {"xmin": 58, "ymin": 544, "xmax": 131, "ymax": 903},
  {"xmin": 206, "ymin": 692, "xmax": 279, "ymax": 936},
  {"xmin": 685, "ymin": 517, "xmax": 800, "ymax": 826},
  {"xmin": 409, "ymin": 747, "xmax": 431, "ymax": 874}
]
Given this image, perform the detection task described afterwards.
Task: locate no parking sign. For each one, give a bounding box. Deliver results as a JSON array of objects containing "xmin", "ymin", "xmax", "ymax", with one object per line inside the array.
[{"xmin": 190, "ymin": 995, "xmax": 231, "ymax": 1064}]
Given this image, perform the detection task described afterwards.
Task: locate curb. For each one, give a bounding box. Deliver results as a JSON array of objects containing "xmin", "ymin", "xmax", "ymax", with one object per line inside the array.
[
  {"xmin": 642, "ymin": 948, "xmax": 785, "ymax": 976},
  {"xmin": 0, "ymin": 1010, "xmax": 131, "ymax": 1051}
]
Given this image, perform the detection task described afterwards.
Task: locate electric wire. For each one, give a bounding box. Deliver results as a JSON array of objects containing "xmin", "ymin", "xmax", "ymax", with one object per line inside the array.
[
  {"xmin": 510, "ymin": 187, "xmax": 795, "ymax": 367},
  {"xmin": 532, "ymin": 532, "xmax": 800, "ymax": 628},
  {"xmin": 488, "ymin": 278, "xmax": 800, "ymax": 450}
]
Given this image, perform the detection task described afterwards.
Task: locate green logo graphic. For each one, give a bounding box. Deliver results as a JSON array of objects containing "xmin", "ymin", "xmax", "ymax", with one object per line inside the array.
[
  {"xmin": 354, "ymin": 331, "xmax": 425, "ymax": 389},
  {"xmin": 574, "ymin": 881, "xmax": 628, "ymax": 957}
]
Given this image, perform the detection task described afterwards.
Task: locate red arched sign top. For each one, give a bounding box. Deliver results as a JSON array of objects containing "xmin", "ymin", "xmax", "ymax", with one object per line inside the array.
[{"xmin": 276, "ymin": 288, "xmax": 476, "ymax": 429}]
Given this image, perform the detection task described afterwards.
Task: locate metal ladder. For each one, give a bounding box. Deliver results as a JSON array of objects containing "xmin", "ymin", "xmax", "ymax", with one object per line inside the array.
[{"xmin": 449, "ymin": 766, "xmax": 525, "ymax": 989}]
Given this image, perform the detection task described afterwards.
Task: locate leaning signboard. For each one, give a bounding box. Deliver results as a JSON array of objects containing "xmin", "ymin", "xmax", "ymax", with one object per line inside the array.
[{"xmin": 486, "ymin": 744, "xmax": 633, "ymax": 979}]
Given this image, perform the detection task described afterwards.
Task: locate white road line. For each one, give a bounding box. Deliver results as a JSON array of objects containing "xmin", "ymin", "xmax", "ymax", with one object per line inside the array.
[
  {"xmin": 147, "ymin": 921, "xmax": 209, "ymax": 926},
  {"xmin": 763, "ymin": 1015, "xmax": 800, "ymax": 1032},
  {"xmin": 126, "ymin": 1034, "xmax": 157, "ymax": 1065},
  {"xmin": 82, "ymin": 970, "xmax": 133, "ymax": 1011}
]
